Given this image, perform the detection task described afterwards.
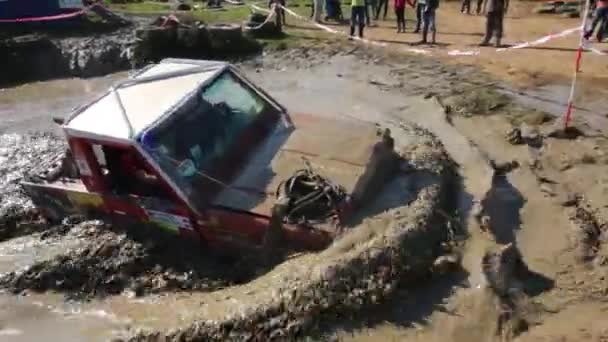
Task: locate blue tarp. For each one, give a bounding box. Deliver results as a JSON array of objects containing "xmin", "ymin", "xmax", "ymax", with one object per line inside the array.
[{"xmin": 0, "ymin": 0, "xmax": 82, "ymax": 21}]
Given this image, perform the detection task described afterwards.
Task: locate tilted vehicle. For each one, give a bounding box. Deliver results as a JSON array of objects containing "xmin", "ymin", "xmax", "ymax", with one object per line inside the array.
[{"xmin": 22, "ymin": 59, "xmax": 398, "ymax": 251}]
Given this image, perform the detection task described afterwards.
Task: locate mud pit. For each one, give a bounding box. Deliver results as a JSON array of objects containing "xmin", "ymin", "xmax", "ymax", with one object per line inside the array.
[{"xmin": 1, "ymin": 43, "xmax": 607, "ymax": 341}]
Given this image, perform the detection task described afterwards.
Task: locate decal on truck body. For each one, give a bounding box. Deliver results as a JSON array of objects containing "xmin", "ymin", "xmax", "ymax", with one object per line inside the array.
[{"xmin": 145, "ymin": 210, "xmax": 192, "ymax": 233}]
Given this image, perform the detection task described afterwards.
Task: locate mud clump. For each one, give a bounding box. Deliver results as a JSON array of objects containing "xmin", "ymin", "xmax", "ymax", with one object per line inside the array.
[
  {"xmin": 446, "ymin": 88, "xmax": 510, "ymax": 116},
  {"xmin": 0, "ymin": 133, "xmax": 65, "ymax": 241},
  {"xmin": 569, "ymin": 199, "xmax": 606, "ymax": 262},
  {"xmin": 0, "ymin": 222, "xmax": 253, "ymax": 298},
  {"xmin": 481, "ymin": 243, "xmax": 552, "ymax": 339}
]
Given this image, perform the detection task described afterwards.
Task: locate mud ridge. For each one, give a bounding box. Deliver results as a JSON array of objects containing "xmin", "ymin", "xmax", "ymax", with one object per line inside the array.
[
  {"xmin": 0, "ymin": 220, "xmax": 256, "ymax": 299},
  {"xmin": 121, "ymin": 124, "xmax": 456, "ymax": 341},
  {"xmin": 569, "ymin": 198, "xmax": 607, "ymax": 263}
]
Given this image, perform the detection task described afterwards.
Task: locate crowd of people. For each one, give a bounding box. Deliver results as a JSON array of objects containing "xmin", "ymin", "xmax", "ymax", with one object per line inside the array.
[
  {"xmin": 278, "ymin": 0, "xmax": 607, "ymax": 47},
  {"xmin": 302, "ymin": 0, "xmax": 508, "ymax": 46}
]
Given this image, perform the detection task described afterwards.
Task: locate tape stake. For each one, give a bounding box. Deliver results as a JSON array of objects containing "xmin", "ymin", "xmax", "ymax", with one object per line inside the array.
[
  {"xmin": 575, "ymin": 45, "xmax": 584, "ymax": 73},
  {"xmin": 564, "ymin": 101, "xmax": 574, "ymax": 129},
  {"xmin": 563, "ymin": 0, "xmax": 592, "ymax": 129}
]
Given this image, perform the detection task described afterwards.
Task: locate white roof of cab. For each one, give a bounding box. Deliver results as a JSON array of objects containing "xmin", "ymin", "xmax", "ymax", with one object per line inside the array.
[{"xmin": 65, "ymin": 59, "xmax": 228, "ymax": 141}]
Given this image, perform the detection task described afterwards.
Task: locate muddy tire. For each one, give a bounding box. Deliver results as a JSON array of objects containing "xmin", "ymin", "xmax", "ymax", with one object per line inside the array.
[{"xmin": 208, "ymin": 23, "xmax": 261, "ymax": 55}]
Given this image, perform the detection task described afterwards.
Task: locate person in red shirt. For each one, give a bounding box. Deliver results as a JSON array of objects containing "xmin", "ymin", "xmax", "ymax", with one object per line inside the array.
[{"xmin": 394, "ymin": 0, "xmax": 414, "ymax": 32}]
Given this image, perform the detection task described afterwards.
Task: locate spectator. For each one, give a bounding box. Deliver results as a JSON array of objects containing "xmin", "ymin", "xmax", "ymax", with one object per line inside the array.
[
  {"xmin": 269, "ymin": 0, "xmax": 286, "ymax": 26},
  {"xmin": 313, "ymin": 0, "xmax": 324, "ymax": 22},
  {"xmin": 476, "ymin": 0, "xmax": 484, "ymax": 14},
  {"xmin": 480, "ymin": 0, "xmax": 508, "ymax": 47},
  {"xmin": 414, "ymin": 0, "xmax": 425, "ymax": 33},
  {"xmin": 461, "ymin": 0, "xmax": 471, "ymax": 14},
  {"xmin": 375, "ymin": 0, "xmax": 389, "ymax": 19},
  {"xmin": 351, "ymin": 0, "xmax": 366, "ymax": 37},
  {"xmin": 365, "ymin": 0, "xmax": 375, "ymax": 25},
  {"xmin": 584, "ymin": 0, "xmax": 607, "ymax": 41},
  {"xmin": 421, "ymin": 0, "xmax": 438, "ymax": 43},
  {"xmin": 395, "ymin": 0, "xmax": 414, "ymax": 32}
]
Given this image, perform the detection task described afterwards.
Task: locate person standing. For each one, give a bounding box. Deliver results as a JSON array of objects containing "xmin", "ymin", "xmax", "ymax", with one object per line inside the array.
[
  {"xmin": 313, "ymin": 0, "xmax": 324, "ymax": 22},
  {"xmin": 394, "ymin": 0, "xmax": 413, "ymax": 32},
  {"xmin": 269, "ymin": 0, "xmax": 286, "ymax": 26},
  {"xmin": 461, "ymin": 0, "xmax": 471, "ymax": 14},
  {"xmin": 414, "ymin": 0, "xmax": 425, "ymax": 32},
  {"xmin": 351, "ymin": 0, "xmax": 366, "ymax": 37},
  {"xmin": 375, "ymin": 0, "xmax": 389, "ymax": 20},
  {"xmin": 395, "ymin": 0, "xmax": 406, "ymax": 32},
  {"xmin": 421, "ymin": 0, "xmax": 438, "ymax": 43},
  {"xmin": 584, "ymin": 0, "xmax": 608, "ymax": 41},
  {"xmin": 479, "ymin": 0, "xmax": 508, "ymax": 47},
  {"xmin": 476, "ymin": 0, "xmax": 484, "ymax": 14}
]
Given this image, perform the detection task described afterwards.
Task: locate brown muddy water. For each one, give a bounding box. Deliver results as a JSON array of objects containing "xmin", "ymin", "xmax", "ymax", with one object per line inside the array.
[{"xmin": 0, "ymin": 48, "xmax": 586, "ymax": 341}]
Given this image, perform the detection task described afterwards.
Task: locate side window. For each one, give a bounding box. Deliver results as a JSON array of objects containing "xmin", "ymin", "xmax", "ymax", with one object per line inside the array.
[{"xmin": 101, "ymin": 145, "xmax": 169, "ymax": 199}]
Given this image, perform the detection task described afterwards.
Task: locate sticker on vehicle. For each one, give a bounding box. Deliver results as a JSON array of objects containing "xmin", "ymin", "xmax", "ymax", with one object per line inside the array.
[
  {"xmin": 67, "ymin": 191, "xmax": 103, "ymax": 208},
  {"xmin": 145, "ymin": 210, "xmax": 192, "ymax": 233}
]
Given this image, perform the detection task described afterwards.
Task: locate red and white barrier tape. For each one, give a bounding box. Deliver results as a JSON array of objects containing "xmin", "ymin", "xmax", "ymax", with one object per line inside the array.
[
  {"xmin": 563, "ymin": 0, "xmax": 592, "ymax": 128},
  {"xmin": 0, "ymin": 3, "xmax": 100, "ymax": 23},
  {"xmin": 496, "ymin": 26, "xmax": 581, "ymax": 52}
]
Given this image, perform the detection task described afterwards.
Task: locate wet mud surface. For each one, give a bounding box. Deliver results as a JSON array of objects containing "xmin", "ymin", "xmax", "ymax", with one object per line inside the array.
[
  {"xmin": 1, "ymin": 42, "xmax": 608, "ymax": 341},
  {"xmin": 0, "ymin": 220, "xmax": 253, "ymax": 299},
  {"xmin": 0, "ymin": 134, "xmax": 66, "ymax": 242}
]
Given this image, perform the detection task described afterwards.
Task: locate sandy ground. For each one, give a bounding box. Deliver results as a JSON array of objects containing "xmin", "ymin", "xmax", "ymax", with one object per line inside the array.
[{"xmin": 288, "ymin": 1, "xmax": 607, "ymax": 104}]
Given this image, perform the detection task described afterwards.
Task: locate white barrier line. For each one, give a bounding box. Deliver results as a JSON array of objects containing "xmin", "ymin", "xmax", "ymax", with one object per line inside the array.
[
  {"xmin": 496, "ymin": 26, "xmax": 581, "ymax": 52},
  {"xmin": 448, "ymin": 49, "xmax": 480, "ymax": 56}
]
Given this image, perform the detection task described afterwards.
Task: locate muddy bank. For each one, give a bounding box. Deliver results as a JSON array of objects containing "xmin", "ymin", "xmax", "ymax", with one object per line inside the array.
[
  {"xmin": 0, "ymin": 18, "xmax": 261, "ymax": 86},
  {"xmin": 0, "ymin": 30, "xmax": 136, "ymax": 86}
]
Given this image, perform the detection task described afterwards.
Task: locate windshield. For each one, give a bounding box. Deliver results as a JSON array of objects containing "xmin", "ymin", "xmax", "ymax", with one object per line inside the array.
[{"xmin": 140, "ymin": 70, "xmax": 276, "ymax": 211}]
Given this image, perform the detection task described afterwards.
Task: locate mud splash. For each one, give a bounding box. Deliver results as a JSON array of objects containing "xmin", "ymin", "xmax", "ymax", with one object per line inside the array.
[{"xmin": 0, "ymin": 133, "xmax": 65, "ymax": 241}]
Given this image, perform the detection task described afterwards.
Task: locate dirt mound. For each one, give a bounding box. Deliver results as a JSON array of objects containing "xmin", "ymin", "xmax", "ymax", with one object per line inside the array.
[
  {"xmin": 0, "ymin": 221, "xmax": 254, "ymax": 299},
  {"xmin": 0, "ymin": 133, "xmax": 65, "ymax": 241}
]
